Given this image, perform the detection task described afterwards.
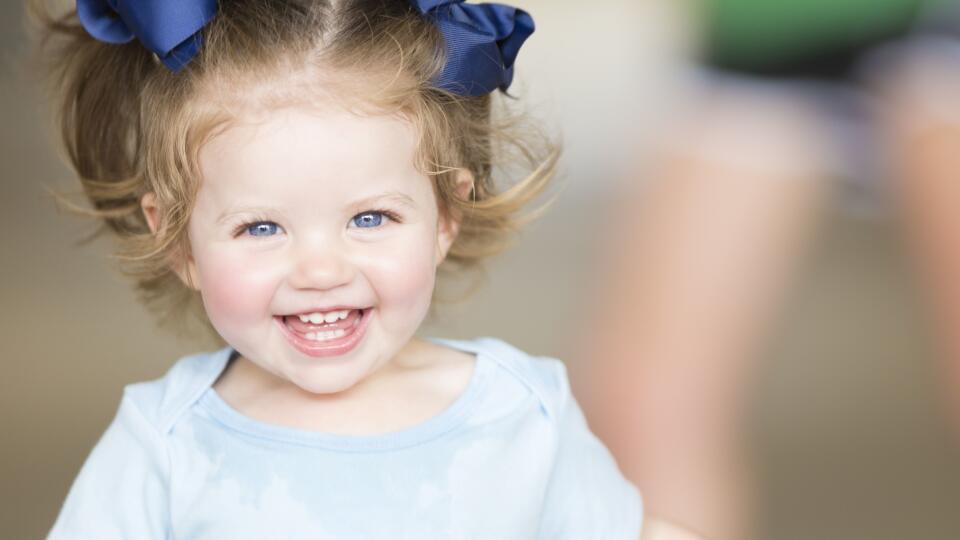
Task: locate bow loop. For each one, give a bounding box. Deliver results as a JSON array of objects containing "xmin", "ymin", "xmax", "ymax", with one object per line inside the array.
[
  {"xmin": 412, "ymin": 0, "xmax": 535, "ymax": 96},
  {"xmin": 77, "ymin": 0, "xmax": 217, "ymax": 72}
]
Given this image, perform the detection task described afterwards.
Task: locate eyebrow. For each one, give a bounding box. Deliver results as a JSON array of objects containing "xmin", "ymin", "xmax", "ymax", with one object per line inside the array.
[
  {"xmin": 214, "ymin": 192, "xmax": 418, "ymax": 225},
  {"xmin": 216, "ymin": 206, "xmax": 285, "ymax": 225},
  {"xmin": 354, "ymin": 191, "xmax": 418, "ymax": 210}
]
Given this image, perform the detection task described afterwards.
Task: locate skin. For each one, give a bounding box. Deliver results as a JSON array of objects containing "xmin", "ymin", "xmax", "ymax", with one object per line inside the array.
[{"xmin": 142, "ymin": 103, "xmax": 476, "ymax": 434}]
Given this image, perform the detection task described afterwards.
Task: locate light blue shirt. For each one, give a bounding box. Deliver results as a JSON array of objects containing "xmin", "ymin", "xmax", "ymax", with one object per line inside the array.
[{"xmin": 48, "ymin": 338, "xmax": 642, "ymax": 539}]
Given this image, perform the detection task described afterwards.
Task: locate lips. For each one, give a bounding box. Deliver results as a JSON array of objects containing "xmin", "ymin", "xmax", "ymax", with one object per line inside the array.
[{"xmin": 275, "ymin": 308, "xmax": 371, "ymax": 358}]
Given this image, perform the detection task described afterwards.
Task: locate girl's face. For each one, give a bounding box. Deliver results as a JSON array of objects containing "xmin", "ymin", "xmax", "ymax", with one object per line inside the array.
[{"xmin": 182, "ymin": 104, "xmax": 458, "ymax": 395}]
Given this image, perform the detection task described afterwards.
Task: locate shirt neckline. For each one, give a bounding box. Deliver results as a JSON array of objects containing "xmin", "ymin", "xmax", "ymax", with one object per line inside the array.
[{"xmin": 197, "ymin": 338, "xmax": 492, "ymax": 452}]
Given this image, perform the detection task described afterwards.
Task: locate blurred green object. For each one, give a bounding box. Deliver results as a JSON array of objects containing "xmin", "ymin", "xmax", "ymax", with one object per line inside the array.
[{"xmin": 704, "ymin": 0, "xmax": 944, "ymax": 72}]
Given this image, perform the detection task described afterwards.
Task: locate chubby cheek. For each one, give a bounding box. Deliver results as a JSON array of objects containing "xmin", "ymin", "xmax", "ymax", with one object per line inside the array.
[
  {"xmin": 192, "ymin": 245, "xmax": 284, "ymax": 341},
  {"xmin": 362, "ymin": 232, "xmax": 438, "ymax": 324}
]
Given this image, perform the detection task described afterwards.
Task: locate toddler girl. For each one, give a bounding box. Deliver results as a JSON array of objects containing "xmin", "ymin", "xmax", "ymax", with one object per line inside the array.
[{"xmin": 32, "ymin": 0, "xmax": 689, "ymax": 538}]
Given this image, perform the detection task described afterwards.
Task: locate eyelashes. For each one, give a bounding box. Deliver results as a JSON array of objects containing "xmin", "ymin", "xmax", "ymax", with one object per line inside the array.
[
  {"xmin": 231, "ymin": 214, "xmax": 276, "ymax": 238},
  {"xmin": 352, "ymin": 209, "xmax": 402, "ymax": 228},
  {"xmin": 231, "ymin": 209, "xmax": 403, "ymax": 238}
]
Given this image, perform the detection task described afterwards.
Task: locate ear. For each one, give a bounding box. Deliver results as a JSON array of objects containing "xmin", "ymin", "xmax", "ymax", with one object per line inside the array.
[
  {"xmin": 141, "ymin": 191, "xmax": 162, "ymax": 235},
  {"xmin": 435, "ymin": 169, "xmax": 474, "ymax": 264},
  {"xmin": 140, "ymin": 192, "xmax": 200, "ymax": 290}
]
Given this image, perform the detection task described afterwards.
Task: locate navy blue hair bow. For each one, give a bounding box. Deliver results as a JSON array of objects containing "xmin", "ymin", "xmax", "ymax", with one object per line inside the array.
[
  {"xmin": 412, "ymin": 0, "xmax": 535, "ymax": 96},
  {"xmin": 76, "ymin": 0, "xmax": 532, "ymax": 93},
  {"xmin": 77, "ymin": 0, "xmax": 217, "ymax": 72}
]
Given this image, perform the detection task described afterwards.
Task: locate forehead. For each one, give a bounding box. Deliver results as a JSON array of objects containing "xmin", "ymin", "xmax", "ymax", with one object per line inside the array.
[
  {"xmin": 196, "ymin": 104, "xmax": 429, "ymax": 205},
  {"xmin": 201, "ymin": 101, "xmax": 418, "ymax": 169}
]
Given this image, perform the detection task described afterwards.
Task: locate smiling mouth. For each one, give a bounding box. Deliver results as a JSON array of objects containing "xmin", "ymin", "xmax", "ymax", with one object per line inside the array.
[{"xmin": 279, "ymin": 308, "xmax": 366, "ymax": 342}]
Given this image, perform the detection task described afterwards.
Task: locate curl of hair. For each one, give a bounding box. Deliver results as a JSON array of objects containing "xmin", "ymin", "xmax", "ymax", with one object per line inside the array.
[{"xmin": 28, "ymin": 0, "xmax": 558, "ymax": 331}]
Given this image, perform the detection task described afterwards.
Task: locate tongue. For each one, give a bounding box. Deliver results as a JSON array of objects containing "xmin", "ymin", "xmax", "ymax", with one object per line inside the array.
[{"xmin": 284, "ymin": 310, "xmax": 361, "ymax": 335}]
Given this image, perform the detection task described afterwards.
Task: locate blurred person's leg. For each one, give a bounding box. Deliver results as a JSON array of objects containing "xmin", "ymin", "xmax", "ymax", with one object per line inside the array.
[
  {"xmin": 873, "ymin": 37, "xmax": 960, "ymax": 433},
  {"xmin": 572, "ymin": 80, "xmax": 829, "ymax": 540}
]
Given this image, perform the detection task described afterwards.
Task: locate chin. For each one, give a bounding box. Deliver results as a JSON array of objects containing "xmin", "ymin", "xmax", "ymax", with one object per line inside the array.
[{"xmin": 291, "ymin": 371, "xmax": 367, "ymax": 396}]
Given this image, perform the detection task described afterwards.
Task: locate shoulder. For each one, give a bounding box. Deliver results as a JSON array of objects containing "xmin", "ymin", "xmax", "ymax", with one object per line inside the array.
[
  {"xmin": 431, "ymin": 337, "xmax": 572, "ymax": 420},
  {"xmin": 122, "ymin": 346, "xmax": 234, "ymax": 434}
]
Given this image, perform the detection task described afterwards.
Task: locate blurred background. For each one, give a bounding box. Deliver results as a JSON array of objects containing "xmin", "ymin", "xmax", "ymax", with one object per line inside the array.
[{"xmin": 4, "ymin": 0, "xmax": 960, "ymax": 538}]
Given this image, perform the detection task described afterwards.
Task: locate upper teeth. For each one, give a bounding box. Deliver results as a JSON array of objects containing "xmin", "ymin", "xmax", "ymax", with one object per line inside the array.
[{"xmin": 298, "ymin": 310, "xmax": 351, "ymax": 324}]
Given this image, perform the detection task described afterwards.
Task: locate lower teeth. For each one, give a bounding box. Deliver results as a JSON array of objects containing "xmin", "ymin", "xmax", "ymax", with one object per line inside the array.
[{"xmin": 305, "ymin": 328, "xmax": 346, "ymax": 342}]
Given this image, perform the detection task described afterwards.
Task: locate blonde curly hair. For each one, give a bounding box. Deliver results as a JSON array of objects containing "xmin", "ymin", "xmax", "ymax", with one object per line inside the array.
[{"xmin": 30, "ymin": 0, "xmax": 557, "ymax": 333}]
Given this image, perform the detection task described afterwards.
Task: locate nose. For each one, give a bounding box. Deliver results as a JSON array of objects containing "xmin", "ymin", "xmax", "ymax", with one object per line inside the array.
[{"xmin": 287, "ymin": 237, "xmax": 355, "ymax": 291}]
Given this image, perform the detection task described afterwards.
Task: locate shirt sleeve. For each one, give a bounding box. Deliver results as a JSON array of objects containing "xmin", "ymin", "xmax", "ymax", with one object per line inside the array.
[
  {"xmin": 537, "ymin": 369, "xmax": 643, "ymax": 539},
  {"xmin": 47, "ymin": 391, "xmax": 170, "ymax": 540}
]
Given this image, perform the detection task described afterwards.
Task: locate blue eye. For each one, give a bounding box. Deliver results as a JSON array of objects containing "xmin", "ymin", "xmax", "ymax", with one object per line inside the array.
[
  {"xmin": 245, "ymin": 221, "xmax": 280, "ymax": 237},
  {"xmin": 352, "ymin": 212, "xmax": 384, "ymax": 228}
]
